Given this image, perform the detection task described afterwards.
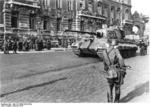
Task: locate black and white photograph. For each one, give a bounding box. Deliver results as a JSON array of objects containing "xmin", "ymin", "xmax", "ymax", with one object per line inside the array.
[{"xmin": 0, "ymin": 0, "xmax": 149, "ymax": 106}]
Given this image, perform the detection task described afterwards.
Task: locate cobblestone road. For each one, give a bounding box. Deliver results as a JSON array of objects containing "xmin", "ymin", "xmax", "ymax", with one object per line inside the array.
[{"xmin": 0, "ymin": 51, "xmax": 149, "ymax": 103}]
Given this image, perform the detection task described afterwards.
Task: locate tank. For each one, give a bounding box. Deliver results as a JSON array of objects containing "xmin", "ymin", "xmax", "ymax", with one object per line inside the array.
[{"xmin": 70, "ymin": 27, "xmax": 138, "ymax": 58}]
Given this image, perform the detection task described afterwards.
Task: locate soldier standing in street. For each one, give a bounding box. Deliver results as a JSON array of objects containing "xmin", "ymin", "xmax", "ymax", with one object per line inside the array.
[
  {"xmin": 12, "ymin": 39, "xmax": 18, "ymax": 54},
  {"xmin": 3, "ymin": 39, "xmax": 9, "ymax": 54},
  {"xmin": 139, "ymin": 40, "xmax": 146, "ymax": 56},
  {"xmin": 102, "ymin": 39, "xmax": 126, "ymax": 103}
]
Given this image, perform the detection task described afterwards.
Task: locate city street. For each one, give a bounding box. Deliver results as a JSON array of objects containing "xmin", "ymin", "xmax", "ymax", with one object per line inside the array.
[{"xmin": 0, "ymin": 49, "xmax": 149, "ymax": 103}]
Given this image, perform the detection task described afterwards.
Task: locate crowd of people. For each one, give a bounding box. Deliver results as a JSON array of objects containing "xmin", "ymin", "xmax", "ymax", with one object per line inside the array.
[{"xmin": 2, "ymin": 36, "xmax": 75, "ymax": 54}]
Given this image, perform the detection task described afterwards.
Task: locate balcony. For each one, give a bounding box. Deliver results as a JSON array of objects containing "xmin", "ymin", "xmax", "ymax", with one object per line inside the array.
[
  {"xmin": 78, "ymin": 11, "xmax": 106, "ymax": 20},
  {"xmin": 123, "ymin": 19, "xmax": 133, "ymax": 25},
  {"xmin": 7, "ymin": 0, "xmax": 40, "ymax": 8}
]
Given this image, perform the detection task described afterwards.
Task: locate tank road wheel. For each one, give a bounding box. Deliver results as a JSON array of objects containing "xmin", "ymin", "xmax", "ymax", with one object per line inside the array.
[
  {"xmin": 132, "ymin": 49, "xmax": 137, "ymax": 57},
  {"xmin": 73, "ymin": 49, "xmax": 84, "ymax": 57},
  {"xmin": 97, "ymin": 49, "xmax": 103, "ymax": 60},
  {"xmin": 119, "ymin": 50, "xmax": 125, "ymax": 58}
]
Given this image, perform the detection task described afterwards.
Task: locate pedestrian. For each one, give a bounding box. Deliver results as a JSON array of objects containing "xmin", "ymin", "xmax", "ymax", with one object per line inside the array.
[
  {"xmin": 35, "ymin": 38, "xmax": 39, "ymax": 51},
  {"xmin": 102, "ymin": 39, "xmax": 126, "ymax": 103}
]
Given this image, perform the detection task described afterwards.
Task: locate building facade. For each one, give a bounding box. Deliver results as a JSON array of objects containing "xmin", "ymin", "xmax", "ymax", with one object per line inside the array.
[
  {"xmin": 75, "ymin": 0, "xmax": 132, "ymax": 34},
  {"xmin": 0, "ymin": 0, "xmax": 40, "ymax": 40},
  {"xmin": 132, "ymin": 11, "xmax": 146, "ymax": 37},
  {"xmin": 0, "ymin": 0, "xmax": 133, "ymax": 40}
]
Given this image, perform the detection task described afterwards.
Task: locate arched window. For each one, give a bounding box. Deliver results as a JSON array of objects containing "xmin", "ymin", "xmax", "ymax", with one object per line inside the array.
[
  {"xmin": 103, "ymin": 4, "xmax": 108, "ymax": 17},
  {"xmin": 97, "ymin": 1, "xmax": 102, "ymax": 15},
  {"xmin": 79, "ymin": 0, "xmax": 85, "ymax": 11},
  {"xmin": 125, "ymin": 9, "xmax": 129, "ymax": 20},
  {"xmin": 116, "ymin": 8, "xmax": 121, "ymax": 20},
  {"xmin": 110, "ymin": 6, "xmax": 115, "ymax": 25},
  {"xmin": 88, "ymin": 0, "xmax": 94, "ymax": 14}
]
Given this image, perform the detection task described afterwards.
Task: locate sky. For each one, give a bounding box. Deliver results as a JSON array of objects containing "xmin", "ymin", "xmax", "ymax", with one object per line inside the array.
[
  {"xmin": 132, "ymin": 0, "xmax": 150, "ymax": 17},
  {"xmin": 131, "ymin": 0, "xmax": 150, "ymax": 34}
]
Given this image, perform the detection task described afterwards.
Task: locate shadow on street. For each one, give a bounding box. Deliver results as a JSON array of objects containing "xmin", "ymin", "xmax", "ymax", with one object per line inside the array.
[
  {"xmin": 120, "ymin": 81, "xmax": 149, "ymax": 103},
  {"xmin": 0, "ymin": 77, "xmax": 67, "ymax": 98}
]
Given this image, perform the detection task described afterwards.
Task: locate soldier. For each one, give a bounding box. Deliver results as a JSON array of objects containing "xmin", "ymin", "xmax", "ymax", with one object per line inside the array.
[
  {"xmin": 12, "ymin": 39, "xmax": 18, "ymax": 54},
  {"xmin": 139, "ymin": 40, "xmax": 145, "ymax": 56},
  {"xmin": 3, "ymin": 39, "xmax": 9, "ymax": 54},
  {"xmin": 46, "ymin": 39, "xmax": 51, "ymax": 50},
  {"xmin": 144, "ymin": 39, "xmax": 148, "ymax": 55},
  {"xmin": 102, "ymin": 39, "xmax": 126, "ymax": 103}
]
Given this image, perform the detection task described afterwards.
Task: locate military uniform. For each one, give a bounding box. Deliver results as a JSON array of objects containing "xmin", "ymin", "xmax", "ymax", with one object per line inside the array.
[{"xmin": 102, "ymin": 46, "xmax": 126, "ymax": 103}]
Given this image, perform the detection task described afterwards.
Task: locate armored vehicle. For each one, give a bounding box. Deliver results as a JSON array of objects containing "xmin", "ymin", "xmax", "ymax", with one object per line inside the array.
[{"xmin": 70, "ymin": 28, "xmax": 138, "ymax": 58}]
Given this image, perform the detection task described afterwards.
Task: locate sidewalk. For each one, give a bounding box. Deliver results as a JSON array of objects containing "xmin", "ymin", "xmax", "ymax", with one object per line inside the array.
[
  {"xmin": 129, "ymin": 93, "xmax": 150, "ymax": 103},
  {"xmin": 0, "ymin": 48, "xmax": 72, "ymax": 54}
]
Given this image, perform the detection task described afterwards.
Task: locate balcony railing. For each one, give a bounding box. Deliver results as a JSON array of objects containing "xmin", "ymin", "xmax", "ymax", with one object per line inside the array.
[
  {"xmin": 123, "ymin": 19, "xmax": 133, "ymax": 25},
  {"xmin": 78, "ymin": 11, "xmax": 106, "ymax": 20},
  {"xmin": 7, "ymin": 0, "xmax": 40, "ymax": 8}
]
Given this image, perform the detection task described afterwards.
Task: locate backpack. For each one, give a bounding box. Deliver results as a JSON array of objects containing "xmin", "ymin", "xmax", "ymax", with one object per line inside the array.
[{"xmin": 105, "ymin": 48, "xmax": 118, "ymax": 79}]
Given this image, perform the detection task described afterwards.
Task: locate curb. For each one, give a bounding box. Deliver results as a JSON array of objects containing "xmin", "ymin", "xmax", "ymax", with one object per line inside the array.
[{"xmin": 0, "ymin": 48, "xmax": 72, "ymax": 54}]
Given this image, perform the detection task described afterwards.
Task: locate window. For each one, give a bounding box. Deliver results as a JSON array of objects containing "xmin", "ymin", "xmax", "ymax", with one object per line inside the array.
[
  {"xmin": 68, "ymin": 19, "xmax": 72, "ymax": 30},
  {"xmin": 103, "ymin": 5, "xmax": 108, "ymax": 17},
  {"xmin": 80, "ymin": 20, "xmax": 84, "ymax": 31},
  {"xmin": 43, "ymin": 18, "xmax": 48, "ymax": 30},
  {"xmin": 96, "ymin": 20, "xmax": 102, "ymax": 29},
  {"xmin": 57, "ymin": 18, "xmax": 61, "ymax": 31},
  {"xmin": 50, "ymin": 0, "xmax": 56, "ymax": 9},
  {"xmin": 68, "ymin": 0, "xmax": 71, "ymax": 11},
  {"xmin": 29, "ymin": 14, "xmax": 36, "ymax": 29},
  {"xmin": 0, "ymin": 0, "xmax": 3, "ymax": 24},
  {"xmin": 97, "ymin": 2, "xmax": 102, "ymax": 15},
  {"xmin": 11, "ymin": 11, "xmax": 18, "ymax": 28},
  {"xmin": 116, "ymin": 8, "xmax": 120, "ymax": 20},
  {"xmin": 88, "ymin": 1, "xmax": 93, "ymax": 14},
  {"xmin": 125, "ymin": 9, "xmax": 129, "ymax": 20},
  {"xmin": 110, "ymin": 6, "xmax": 115, "ymax": 25},
  {"xmin": 57, "ymin": 0, "xmax": 62, "ymax": 9}
]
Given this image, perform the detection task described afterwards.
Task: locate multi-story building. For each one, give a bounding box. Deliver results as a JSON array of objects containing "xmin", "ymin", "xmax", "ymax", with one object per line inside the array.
[
  {"xmin": 75, "ymin": 0, "xmax": 132, "ymax": 34},
  {"xmin": 39, "ymin": 0, "xmax": 76, "ymax": 35},
  {"xmin": 39, "ymin": 0, "xmax": 133, "ymax": 34},
  {"xmin": 0, "ymin": 0, "xmax": 133, "ymax": 41},
  {"xmin": 0, "ymin": 0, "xmax": 40, "ymax": 39}
]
